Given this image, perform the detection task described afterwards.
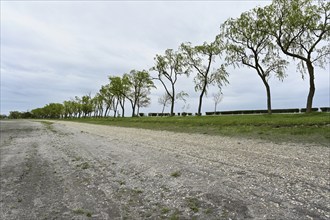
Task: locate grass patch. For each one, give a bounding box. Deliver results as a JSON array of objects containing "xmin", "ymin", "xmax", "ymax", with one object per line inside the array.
[
  {"xmin": 38, "ymin": 120, "xmax": 57, "ymax": 133},
  {"xmin": 170, "ymin": 171, "xmax": 181, "ymax": 178},
  {"xmin": 132, "ymin": 188, "xmax": 143, "ymax": 194},
  {"xmin": 169, "ymin": 209, "xmax": 181, "ymax": 220},
  {"xmin": 73, "ymin": 208, "xmax": 92, "ymax": 217},
  {"xmin": 161, "ymin": 207, "xmax": 171, "ymax": 214},
  {"xmin": 76, "ymin": 162, "xmax": 90, "ymax": 169},
  {"xmin": 62, "ymin": 113, "xmax": 329, "ymax": 146},
  {"xmin": 186, "ymin": 197, "xmax": 200, "ymax": 213}
]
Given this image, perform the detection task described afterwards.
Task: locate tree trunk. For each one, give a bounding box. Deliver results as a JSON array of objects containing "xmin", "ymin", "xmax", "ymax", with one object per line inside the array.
[
  {"xmin": 132, "ymin": 99, "xmax": 137, "ymax": 117},
  {"xmin": 306, "ymin": 61, "xmax": 315, "ymax": 113},
  {"xmin": 266, "ymin": 83, "xmax": 272, "ymax": 115},
  {"xmin": 170, "ymin": 97, "xmax": 175, "ymax": 116},
  {"xmin": 119, "ymin": 98, "xmax": 125, "ymax": 117},
  {"xmin": 198, "ymin": 81, "xmax": 207, "ymax": 116},
  {"xmin": 104, "ymin": 107, "xmax": 109, "ymax": 117},
  {"xmin": 197, "ymin": 92, "xmax": 204, "ymax": 116},
  {"xmin": 129, "ymin": 99, "xmax": 135, "ymax": 117},
  {"xmin": 261, "ymin": 77, "xmax": 272, "ymax": 114},
  {"xmin": 170, "ymin": 84, "xmax": 175, "ymax": 116}
]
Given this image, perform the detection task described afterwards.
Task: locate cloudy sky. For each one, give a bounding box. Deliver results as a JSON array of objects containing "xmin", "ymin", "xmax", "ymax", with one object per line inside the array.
[{"xmin": 1, "ymin": 1, "xmax": 329, "ymax": 116}]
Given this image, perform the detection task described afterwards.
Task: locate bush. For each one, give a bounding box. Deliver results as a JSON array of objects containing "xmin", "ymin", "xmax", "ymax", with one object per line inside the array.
[
  {"xmin": 301, "ymin": 108, "xmax": 319, "ymax": 112},
  {"xmin": 320, "ymin": 107, "xmax": 330, "ymax": 112}
]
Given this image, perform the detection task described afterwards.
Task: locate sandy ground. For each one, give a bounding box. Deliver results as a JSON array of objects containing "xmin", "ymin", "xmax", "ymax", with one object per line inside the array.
[{"xmin": 0, "ymin": 120, "xmax": 329, "ymax": 220}]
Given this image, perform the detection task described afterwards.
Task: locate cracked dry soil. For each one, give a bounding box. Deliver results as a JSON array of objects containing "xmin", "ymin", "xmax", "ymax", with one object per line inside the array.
[{"xmin": 0, "ymin": 120, "xmax": 329, "ymax": 219}]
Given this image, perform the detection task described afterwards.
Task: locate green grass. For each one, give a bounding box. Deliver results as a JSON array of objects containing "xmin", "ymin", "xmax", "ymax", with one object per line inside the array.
[
  {"xmin": 38, "ymin": 120, "xmax": 57, "ymax": 133},
  {"xmin": 170, "ymin": 171, "xmax": 181, "ymax": 178},
  {"xmin": 76, "ymin": 162, "xmax": 90, "ymax": 169},
  {"xmin": 186, "ymin": 197, "xmax": 200, "ymax": 213},
  {"xmin": 63, "ymin": 113, "xmax": 329, "ymax": 146},
  {"xmin": 72, "ymin": 208, "xmax": 92, "ymax": 217}
]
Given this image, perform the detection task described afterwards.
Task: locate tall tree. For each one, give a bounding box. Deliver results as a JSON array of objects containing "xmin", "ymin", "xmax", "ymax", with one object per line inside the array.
[
  {"xmin": 63, "ymin": 100, "xmax": 75, "ymax": 118},
  {"xmin": 108, "ymin": 76, "xmax": 129, "ymax": 117},
  {"xmin": 81, "ymin": 94, "xmax": 93, "ymax": 117},
  {"xmin": 181, "ymin": 41, "xmax": 229, "ymax": 116},
  {"xmin": 73, "ymin": 96, "xmax": 83, "ymax": 118},
  {"xmin": 151, "ymin": 49, "xmax": 190, "ymax": 116},
  {"xmin": 92, "ymin": 93, "xmax": 104, "ymax": 118},
  {"xmin": 124, "ymin": 70, "xmax": 155, "ymax": 117},
  {"xmin": 99, "ymin": 85, "xmax": 114, "ymax": 117},
  {"xmin": 264, "ymin": 0, "xmax": 330, "ymax": 113},
  {"xmin": 221, "ymin": 8, "xmax": 288, "ymax": 114},
  {"xmin": 43, "ymin": 103, "xmax": 64, "ymax": 118}
]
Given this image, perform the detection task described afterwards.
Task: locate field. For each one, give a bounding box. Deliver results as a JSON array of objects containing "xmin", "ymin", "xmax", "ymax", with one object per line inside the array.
[{"xmin": 67, "ymin": 113, "xmax": 330, "ymax": 146}]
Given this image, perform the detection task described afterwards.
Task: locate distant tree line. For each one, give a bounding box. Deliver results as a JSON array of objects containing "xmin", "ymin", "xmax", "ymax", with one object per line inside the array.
[{"xmin": 6, "ymin": 0, "xmax": 329, "ymax": 118}]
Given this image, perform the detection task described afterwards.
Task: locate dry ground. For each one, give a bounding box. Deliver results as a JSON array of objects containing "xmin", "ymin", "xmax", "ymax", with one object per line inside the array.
[{"xmin": 0, "ymin": 120, "xmax": 329, "ymax": 219}]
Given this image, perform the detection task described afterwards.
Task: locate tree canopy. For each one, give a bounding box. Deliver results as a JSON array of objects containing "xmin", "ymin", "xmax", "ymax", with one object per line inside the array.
[
  {"xmin": 151, "ymin": 49, "xmax": 190, "ymax": 115},
  {"xmin": 264, "ymin": 0, "xmax": 330, "ymax": 112},
  {"xmin": 221, "ymin": 7, "xmax": 288, "ymax": 114}
]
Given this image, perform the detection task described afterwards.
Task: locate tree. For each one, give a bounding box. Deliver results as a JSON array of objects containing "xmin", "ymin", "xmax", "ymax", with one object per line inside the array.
[
  {"xmin": 43, "ymin": 103, "xmax": 64, "ymax": 118},
  {"xmin": 92, "ymin": 93, "xmax": 104, "ymax": 117},
  {"xmin": 137, "ymin": 88, "xmax": 152, "ymax": 115},
  {"xmin": 99, "ymin": 85, "xmax": 114, "ymax": 117},
  {"xmin": 108, "ymin": 76, "xmax": 130, "ymax": 117},
  {"xmin": 264, "ymin": 0, "xmax": 330, "ymax": 113},
  {"xmin": 151, "ymin": 49, "xmax": 190, "ymax": 116},
  {"xmin": 81, "ymin": 94, "xmax": 93, "ymax": 117},
  {"xmin": 9, "ymin": 111, "xmax": 22, "ymax": 119},
  {"xmin": 158, "ymin": 92, "xmax": 171, "ymax": 114},
  {"xmin": 124, "ymin": 69, "xmax": 155, "ymax": 117},
  {"xmin": 63, "ymin": 100, "xmax": 75, "ymax": 118},
  {"xmin": 220, "ymin": 8, "xmax": 288, "ymax": 114},
  {"xmin": 73, "ymin": 96, "xmax": 83, "ymax": 118},
  {"xmin": 212, "ymin": 91, "xmax": 223, "ymax": 113},
  {"xmin": 181, "ymin": 41, "xmax": 229, "ymax": 116}
]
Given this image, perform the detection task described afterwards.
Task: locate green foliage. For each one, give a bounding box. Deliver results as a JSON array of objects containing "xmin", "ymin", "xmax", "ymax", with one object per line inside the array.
[
  {"xmin": 31, "ymin": 103, "xmax": 64, "ymax": 119},
  {"xmin": 124, "ymin": 69, "xmax": 155, "ymax": 116},
  {"xmin": 108, "ymin": 75, "xmax": 130, "ymax": 117},
  {"xmin": 221, "ymin": 7, "xmax": 289, "ymax": 113},
  {"xmin": 151, "ymin": 48, "xmax": 190, "ymax": 115},
  {"xmin": 9, "ymin": 111, "xmax": 23, "ymax": 119},
  {"xmin": 264, "ymin": 0, "xmax": 330, "ymax": 112},
  {"xmin": 180, "ymin": 41, "xmax": 229, "ymax": 115}
]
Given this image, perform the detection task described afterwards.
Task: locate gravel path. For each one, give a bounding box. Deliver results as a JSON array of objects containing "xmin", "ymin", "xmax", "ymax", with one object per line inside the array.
[{"xmin": 0, "ymin": 120, "xmax": 329, "ymax": 219}]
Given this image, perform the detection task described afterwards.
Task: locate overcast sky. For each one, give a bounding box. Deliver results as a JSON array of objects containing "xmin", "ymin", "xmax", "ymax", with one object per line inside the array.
[{"xmin": 1, "ymin": 1, "xmax": 329, "ymax": 116}]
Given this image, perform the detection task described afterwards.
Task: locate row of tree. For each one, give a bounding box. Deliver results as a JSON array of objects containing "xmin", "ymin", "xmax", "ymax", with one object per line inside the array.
[
  {"xmin": 25, "ymin": 70, "xmax": 155, "ymax": 119},
  {"xmin": 8, "ymin": 0, "xmax": 330, "ymax": 118}
]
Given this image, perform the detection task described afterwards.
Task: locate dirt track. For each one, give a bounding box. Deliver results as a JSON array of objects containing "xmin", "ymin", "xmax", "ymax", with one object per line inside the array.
[{"xmin": 0, "ymin": 120, "xmax": 329, "ymax": 219}]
